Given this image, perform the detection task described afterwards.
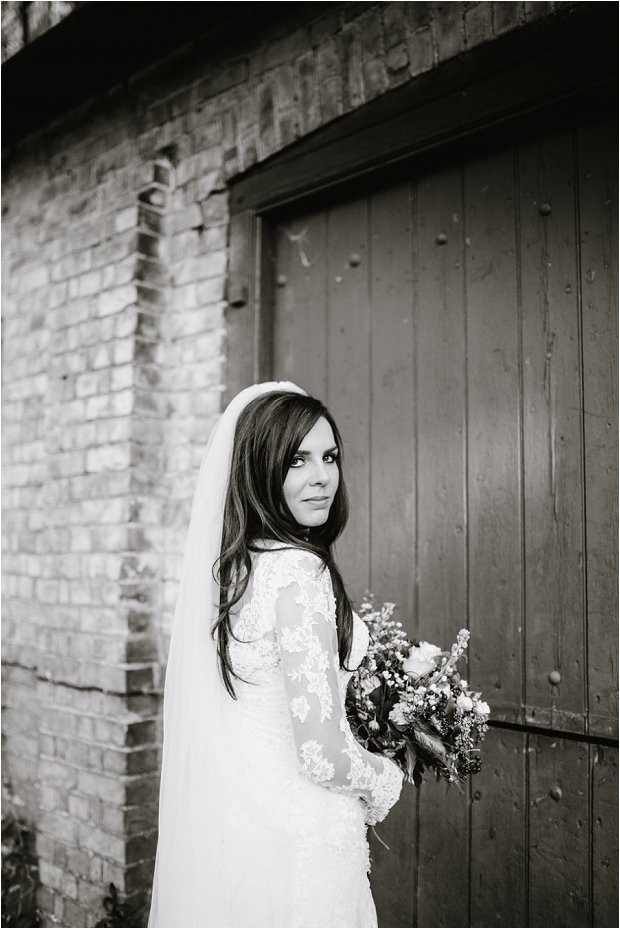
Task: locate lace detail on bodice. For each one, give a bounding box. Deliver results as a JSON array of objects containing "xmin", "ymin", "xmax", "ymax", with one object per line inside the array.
[{"xmin": 228, "ymin": 544, "xmax": 402, "ymax": 825}]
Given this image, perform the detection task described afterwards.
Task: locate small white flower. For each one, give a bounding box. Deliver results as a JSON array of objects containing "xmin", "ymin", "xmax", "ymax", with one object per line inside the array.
[{"xmin": 476, "ymin": 700, "xmax": 490, "ymax": 716}]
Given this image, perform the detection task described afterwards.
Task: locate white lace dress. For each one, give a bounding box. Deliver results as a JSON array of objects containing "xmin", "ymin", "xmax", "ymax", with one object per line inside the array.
[{"xmin": 227, "ymin": 543, "xmax": 402, "ymax": 928}]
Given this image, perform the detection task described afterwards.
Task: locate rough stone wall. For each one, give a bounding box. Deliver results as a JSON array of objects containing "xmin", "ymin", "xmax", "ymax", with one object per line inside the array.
[
  {"xmin": 1, "ymin": 1, "xmax": 82, "ymax": 62},
  {"xmin": 1, "ymin": 3, "xmax": 576, "ymax": 925}
]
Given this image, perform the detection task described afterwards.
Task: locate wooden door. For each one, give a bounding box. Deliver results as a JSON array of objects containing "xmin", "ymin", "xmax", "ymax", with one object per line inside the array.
[{"xmin": 264, "ymin": 104, "xmax": 618, "ymax": 927}]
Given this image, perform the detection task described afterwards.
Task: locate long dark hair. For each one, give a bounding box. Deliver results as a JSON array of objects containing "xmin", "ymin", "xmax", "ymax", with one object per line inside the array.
[{"xmin": 212, "ymin": 390, "xmax": 353, "ymax": 698}]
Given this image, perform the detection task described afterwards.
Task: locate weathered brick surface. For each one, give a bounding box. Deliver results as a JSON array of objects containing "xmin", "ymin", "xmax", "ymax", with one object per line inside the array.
[
  {"xmin": 1, "ymin": 2, "xmax": 578, "ymax": 925},
  {"xmin": 1, "ymin": 1, "xmax": 80, "ymax": 63}
]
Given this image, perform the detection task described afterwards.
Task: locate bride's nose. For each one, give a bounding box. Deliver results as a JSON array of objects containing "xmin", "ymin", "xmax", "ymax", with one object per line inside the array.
[{"xmin": 310, "ymin": 460, "xmax": 329, "ymax": 485}]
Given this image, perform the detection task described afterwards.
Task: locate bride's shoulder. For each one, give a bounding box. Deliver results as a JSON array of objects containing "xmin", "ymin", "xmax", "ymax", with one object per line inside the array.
[{"xmin": 253, "ymin": 542, "xmax": 325, "ymax": 579}]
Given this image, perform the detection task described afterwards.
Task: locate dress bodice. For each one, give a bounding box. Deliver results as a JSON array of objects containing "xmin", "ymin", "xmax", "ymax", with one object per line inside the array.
[
  {"xmin": 229, "ymin": 544, "xmax": 369, "ymax": 690},
  {"xmin": 226, "ymin": 544, "xmax": 401, "ymax": 829}
]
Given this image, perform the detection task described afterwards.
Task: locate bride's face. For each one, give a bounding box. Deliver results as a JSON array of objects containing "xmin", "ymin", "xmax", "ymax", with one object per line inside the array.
[{"xmin": 283, "ymin": 417, "xmax": 340, "ymax": 528}]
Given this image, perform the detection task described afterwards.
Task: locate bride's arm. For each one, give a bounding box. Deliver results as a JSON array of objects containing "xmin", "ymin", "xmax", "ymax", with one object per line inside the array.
[{"xmin": 272, "ymin": 549, "xmax": 402, "ymax": 824}]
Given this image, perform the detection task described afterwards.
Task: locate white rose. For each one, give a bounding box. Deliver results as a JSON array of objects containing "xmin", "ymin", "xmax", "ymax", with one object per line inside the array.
[
  {"xmin": 402, "ymin": 641, "xmax": 442, "ymax": 680},
  {"xmin": 476, "ymin": 700, "xmax": 490, "ymax": 716},
  {"xmin": 456, "ymin": 694, "xmax": 473, "ymax": 712},
  {"xmin": 388, "ymin": 703, "xmax": 408, "ymax": 726}
]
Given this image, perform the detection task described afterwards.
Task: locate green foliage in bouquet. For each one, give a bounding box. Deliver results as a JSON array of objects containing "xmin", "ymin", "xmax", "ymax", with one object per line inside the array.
[
  {"xmin": 96, "ymin": 883, "xmax": 150, "ymax": 928},
  {"xmin": 1, "ymin": 814, "xmax": 41, "ymax": 928},
  {"xmin": 346, "ymin": 597, "xmax": 490, "ymax": 787}
]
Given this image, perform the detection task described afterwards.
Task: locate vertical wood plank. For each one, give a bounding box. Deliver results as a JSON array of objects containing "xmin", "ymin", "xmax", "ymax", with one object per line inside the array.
[
  {"xmin": 470, "ymin": 728, "xmax": 527, "ymax": 927},
  {"xmin": 224, "ymin": 209, "xmax": 256, "ymax": 403},
  {"xmin": 368, "ymin": 181, "xmax": 416, "ymax": 623},
  {"xmin": 578, "ymin": 112, "xmax": 619, "ymax": 739},
  {"xmin": 415, "ymin": 163, "xmax": 470, "ymax": 928},
  {"xmin": 592, "ymin": 744, "xmax": 618, "ymax": 928},
  {"xmin": 465, "ymin": 148, "xmax": 523, "ymax": 724},
  {"xmin": 326, "ymin": 195, "xmax": 371, "ymax": 598},
  {"xmin": 528, "ymin": 734, "xmax": 590, "ymax": 926},
  {"xmin": 417, "ymin": 783, "xmax": 471, "ymax": 928},
  {"xmin": 271, "ymin": 206, "xmax": 327, "ymax": 397},
  {"xmin": 519, "ymin": 128, "xmax": 586, "ymax": 734},
  {"xmin": 367, "ymin": 180, "xmax": 416, "ymax": 928},
  {"xmin": 414, "ymin": 167, "xmax": 467, "ymax": 647}
]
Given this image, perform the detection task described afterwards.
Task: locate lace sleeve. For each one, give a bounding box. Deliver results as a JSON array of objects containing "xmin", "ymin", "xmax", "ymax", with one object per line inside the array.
[{"xmin": 272, "ymin": 548, "xmax": 402, "ymax": 824}]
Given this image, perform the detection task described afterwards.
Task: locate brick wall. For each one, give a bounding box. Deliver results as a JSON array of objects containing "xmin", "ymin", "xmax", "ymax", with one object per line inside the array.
[
  {"xmin": 1, "ymin": 2, "xmax": 81, "ymax": 62},
  {"xmin": 1, "ymin": 3, "xmax": 577, "ymax": 925}
]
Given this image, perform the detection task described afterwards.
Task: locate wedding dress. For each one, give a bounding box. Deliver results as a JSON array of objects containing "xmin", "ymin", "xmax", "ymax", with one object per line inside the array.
[
  {"xmin": 225, "ymin": 542, "xmax": 403, "ymax": 928},
  {"xmin": 148, "ymin": 382, "xmax": 402, "ymax": 929}
]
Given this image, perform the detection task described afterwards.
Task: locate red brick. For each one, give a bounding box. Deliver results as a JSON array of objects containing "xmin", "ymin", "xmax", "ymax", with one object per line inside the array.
[
  {"xmin": 408, "ymin": 26, "xmax": 434, "ymax": 76},
  {"xmin": 64, "ymin": 899, "xmax": 90, "ymax": 927},
  {"xmin": 278, "ymin": 110, "xmax": 298, "ymax": 147},
  {"xmin": 36, "ymin": 886, "xmax": 60, "ymax": 922},
  {"xmin": 124, "ymin": 802, "xmax": 158, "ymax": 832},
  {"xmin": 79, "ymin": 824, "xmax": 125, "ymax": 862},
  {"xmin": 340, "ymin": 27, "xmax": 364, "ymax": 111},
  {"xmin": 493, "ymin": 1, "xmax": 525, "ymax": 33},
  {"xmin": 257, "ymin": 83, "xmax": 276, "ymax": 157},
  {"xmin": 68, "ymin": 793, "xmax": 91, "ymax": 822},
  {"xmin": 255, "ymin": 28, "xmax": 308, "ymax": 73},
  {"xmin": 274, "ymin": 63, "xmax": 296, "ymax": 111},
  {"xmin": 126, "ymin": 830, "xmax": 157, "ymax": 865},
  {"xmin": 126, "ymin": 774, "xmax": 160, "ymax": 806},
  {"xmin": 66, "ymin": 846, "xmax": 91, "ymax": 879},
  {"xmin": 362, "ymin": 57, "xmax": 387, "ymax": 99},
  {"xmin": 384, "ymin": 2, "xmax": 408, "ymax": 48},
  {"xmin": 465, "ymin": 2, "xmax": 494, "ymax": 47},
  {"xmin": 525, "ymin": 1, "xmax": 554, "ymax": 19},
  {"xmin": 125, "ymin": 857, "xmax": 156, "ymax": 894},
  {"xmin": 39, "ymin": 758, "xmax": 78, "ymax": 789},
  {"xmin": 39, "ymin": 811, "xmax": 79, "ymax": 845},
  {"xmin": 296, "ymin": 51, "xmax": 321, "ymax": 134},
  {"xmin": 386, "ymin": 43, "xmax": 409, "ymax": 76},
  {"xmin": 196, "ymin": 59, "xmax": 249, "ymax": 100},
  {"xmin": 77, "ymin": 770, "xmax": 126, "ymax": 805},
  {"xmin": 432, "ymin": 1, "xmax": 464, "ymax": 61}
]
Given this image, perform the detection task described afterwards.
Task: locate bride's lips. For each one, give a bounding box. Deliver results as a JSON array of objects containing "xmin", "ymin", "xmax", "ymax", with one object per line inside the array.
[{"xmin": 303, "ymin": 496, "xmax": 330, "ymax": 507}]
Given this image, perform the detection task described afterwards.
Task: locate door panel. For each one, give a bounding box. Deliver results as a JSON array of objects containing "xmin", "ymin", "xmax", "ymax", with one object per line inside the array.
[
  {"xmin": 326, "ymin": 198, "xmax": 372, "ymax": 596},
  {"xmin": 272, "ymin": 207, "xmax": 327, "ymax": 398},
  {"xmin": 592, "ymin": 745, "xmax": 618, "ymax": 928},
  {"xmin": 528, "ymin": 736, "xmax": 590, "ymax": 927},
  {"xmin": 367, "ymin": 183, "xmax": 418, "ymax": 927},
  {"xmin": 470, "ymin": 728, "xmax": 527, "ymax": 927},
  {"xmin": 464, "ymin": 148, "xmax": 524, "ymax": 729},
  {"xmin": 578, "ymin": 112, "xmax": 619, "ymax": 740},
  {"xmin": 415, "ymin": 164, "xmax": 470, "ymax": 929},
  {"xmin": 265, "ymin": 106, "xmax": 617, "ymax": 927},
  {"xmin": 519, "ymin": 127, "xmax": 587, "ymax": 733}
]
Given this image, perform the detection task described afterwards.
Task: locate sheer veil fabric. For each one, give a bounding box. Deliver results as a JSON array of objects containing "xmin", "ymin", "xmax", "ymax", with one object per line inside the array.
[{"xmin": 149, "ymin": 382, "xmax": 307, "ymax": 929}]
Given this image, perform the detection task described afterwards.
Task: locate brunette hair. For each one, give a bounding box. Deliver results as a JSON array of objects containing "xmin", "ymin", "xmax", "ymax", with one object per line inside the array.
[{"xmin": 212, "ymin": 390, "xmax": 353, "ymax": 697}]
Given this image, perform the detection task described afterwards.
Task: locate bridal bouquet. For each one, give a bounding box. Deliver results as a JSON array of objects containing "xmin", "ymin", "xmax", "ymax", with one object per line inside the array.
[{"xmin": 346, "ymin": 597, "xmax": 490, "ymax": 787}]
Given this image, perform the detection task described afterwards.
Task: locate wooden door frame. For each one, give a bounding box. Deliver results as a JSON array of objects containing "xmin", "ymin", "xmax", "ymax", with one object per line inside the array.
[{"xmin": 224, "ymin": 5, "xmax": 617, "ymax": 402}]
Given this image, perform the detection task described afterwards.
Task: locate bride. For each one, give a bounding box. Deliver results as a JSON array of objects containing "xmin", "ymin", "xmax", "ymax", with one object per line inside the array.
[{"xmin": 149, "ymin": 383, "xmax": 402, "ymax": 928}]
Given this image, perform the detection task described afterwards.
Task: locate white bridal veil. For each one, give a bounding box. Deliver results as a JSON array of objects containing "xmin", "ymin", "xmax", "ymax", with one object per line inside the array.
[{"xmin": 149, "ymin": 382, "xmax": 306, "ymax": 929}]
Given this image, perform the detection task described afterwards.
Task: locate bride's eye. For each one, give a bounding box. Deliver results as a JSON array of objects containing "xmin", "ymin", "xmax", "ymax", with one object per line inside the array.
[
  {"xmin": 289, "ymin": 455, "xmax": 305, "ymax": 468},
  {"xmin": 324, "ymin": 452, "xmax": 338, "ymax": 463}
]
